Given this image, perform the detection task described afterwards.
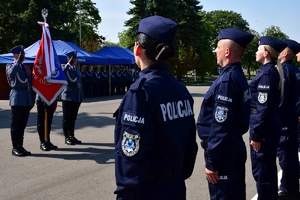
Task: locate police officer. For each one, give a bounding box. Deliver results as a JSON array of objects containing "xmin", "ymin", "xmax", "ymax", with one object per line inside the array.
[
  {"xmin": 61, "ymin": 51, "xmax": 83, "ymax": 145},
  {"xmin": 36, "ymin": 94, "xmax": 58, "ymax": 151},
  {"xmin": 85, "ymin": 65, "xmax": 93, "ymax": 97},
  {"xmin": 276, "ymin": 39, "xmax": 300, "ymax": 199},
  {"xmin": 197, "ymin": 28, "xmax": 253, "ymax": 200},
  {"xmin": 93, "ymin": 67, "xmax": 101, "ymax": 97},
  {"xmin": 120, "ymin": 66, "xmax": 127, "ymax": 94},
  {"xmin": 249, "ymin": 36, "xmax": 287, "ymax": 200},
  {"xmin": 115, "ymin": 66, "xmax": 121, "ymax": 95},
  {"xmin": 101, "ymin": 66, "xmax": 109, "ymax": 96},
  {"xmin": 126, "ymin": 66, "xmax": 133, "ymax": 92},
  {"xmin": 6, "ymin": 45, "xmax": 35, "ymax": 156},
  {"xmin": 80, "ymin": 65, "xmax": 87, "ymax": 97},
  {"xmin": 110, "ymin": 67, "xmax": 117, "ymax": 95},
  {"xmin": 114, "ymin": 16, "xmax": 198, "ymax": 200}
]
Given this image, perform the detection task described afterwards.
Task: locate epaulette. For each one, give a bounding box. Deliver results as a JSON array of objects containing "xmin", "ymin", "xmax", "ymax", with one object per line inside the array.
[
  {"xmin": 263, "ymin": 68, "xmax": 270, "ymax": 75},
  {"xmin": 130, "ymin": 77, "xmax": 146, "ymax": 91},
  {"xmin": 222, "ymin": 71, "xmax": 231, "ymax": 82}
]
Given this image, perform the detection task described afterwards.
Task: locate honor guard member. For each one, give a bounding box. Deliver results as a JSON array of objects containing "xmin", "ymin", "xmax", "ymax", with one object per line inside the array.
[
  {"xmin": 120, "ymin": 66, "xmax": 127, "ymax": 94},
  {"xmin": 126, "ymin": 66, "xmax": 133, "ymax": 92},
  {"xmin": 85, "ymin": 65, "xmax": 93, "ymax": 97},
  {"xmin": 80, "ymin": 65, "xmax": 87, "ymax": 97},
  {"xmin": 36, "ymin": 94, "xmax": 58, "ymax": 151},
  {"xmin": 277, "ymin": 39, "xmax": 300, "ymax": 199},
  {"xmin": 6, "ymin": 45, "xmax": 35, "ymax": 156},
  {"xmin": 61, "ymin": 51, "xmax": 83, "ymax": 145},
  {"xmin": 114, "ymin": 16, "xmax": 198, "ymax": 200},
  {"xmin": 249, "ymin": 36, "xmax": 287, "ymax": 200},
  {"xmin": 115, "ymin": 66, "xmax": 122, "ymax": 94},
  {"xmin": 110, "ymin": 67, "xmax": 117, "ymax": 95},
  {"xmin": 93, "ymin": 67, "xmax": 101, "ymax": 97},
  {"xmin": 197, "ymin": 28, "xmax": 253, "ymax": 200},
  {"xmin": 101, "ymin": 66, "xmax": 109, "ymax": 96}
]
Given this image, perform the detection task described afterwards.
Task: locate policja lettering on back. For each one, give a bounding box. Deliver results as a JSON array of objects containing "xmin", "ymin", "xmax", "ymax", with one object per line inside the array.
[{"xmin": 160, "ymin": 99, "xmax": 193, "ymax": 121}]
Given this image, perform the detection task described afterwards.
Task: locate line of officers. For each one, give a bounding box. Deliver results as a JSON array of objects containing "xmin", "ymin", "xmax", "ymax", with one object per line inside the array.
[{"xmin": 79, "ymin": 65, "xmax": 140, "ymax": 97}]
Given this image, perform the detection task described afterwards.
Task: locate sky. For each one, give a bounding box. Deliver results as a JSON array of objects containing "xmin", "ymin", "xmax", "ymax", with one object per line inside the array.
[{"xmin": 94, "ymin": 0, "xmax": 300, "ymax": 43}]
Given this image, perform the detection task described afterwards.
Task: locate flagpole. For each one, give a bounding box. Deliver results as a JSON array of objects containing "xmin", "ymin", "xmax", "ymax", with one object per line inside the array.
[{"xmin": 42, "ymin": 8, "xmax": 49, "ymax": 142}]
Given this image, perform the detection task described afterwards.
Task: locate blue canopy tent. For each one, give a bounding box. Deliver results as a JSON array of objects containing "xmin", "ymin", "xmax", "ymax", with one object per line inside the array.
[
  {"xmin": 0, "ymin": 40, "xmax": 109, "ymax": 64},
  {"xmin": 93, "ymin": 46, "xmax": 135, "ymax": 65}
]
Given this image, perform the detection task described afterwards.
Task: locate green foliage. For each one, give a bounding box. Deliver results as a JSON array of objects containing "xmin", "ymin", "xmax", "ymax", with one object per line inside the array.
[
  {"xmin": 124, "ymin": 0, "xmax": 204, "ymax": 81},
  {"xmin": 261, "ymin": 26, "xmax": 289, "ymax": 39},
  {"xmin": 0, "ymin": 0, "xmax": 104, "ymax": 53}
]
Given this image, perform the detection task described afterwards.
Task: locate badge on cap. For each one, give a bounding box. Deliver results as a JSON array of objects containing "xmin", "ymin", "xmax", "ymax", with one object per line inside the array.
[
  {"xmin": 258, "ymin": 92, "xmax": 268, "ymax": 104},
  {"xmin": 215, "ymin": 106, "xmax": 228, "ymax": 123},
  {"xmin": 122, "ymin": 132, "xmax": 140, "ymax": 157}
]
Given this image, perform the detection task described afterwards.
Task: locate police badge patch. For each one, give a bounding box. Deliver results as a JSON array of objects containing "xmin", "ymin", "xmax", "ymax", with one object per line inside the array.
[
  {"xmin": 122, "ymin": 132, "xmax": 140, "ymax": 157},
  {"xmin": 215, "ymin": 106, "xmax": 228, "ymax": 123},
  {"xmin": 258, "ymin": 92, "xmax": 268, "ymax": 104}
]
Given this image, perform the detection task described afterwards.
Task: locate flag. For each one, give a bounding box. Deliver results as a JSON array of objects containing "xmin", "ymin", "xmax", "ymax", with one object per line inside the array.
[{"xmin": 32, "ymin": 22, "xmax": 67, "ymax": 105}]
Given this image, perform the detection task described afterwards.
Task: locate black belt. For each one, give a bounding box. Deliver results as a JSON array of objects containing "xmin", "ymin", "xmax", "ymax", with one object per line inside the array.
[
  {"xmin": 11, "ymin": 87, "xmax": 31, "ymax": 91},
  {"xmin": 251, "ymin": 108, "xmax": 257, "ymax": 114},
  {"xmin": 201, "ymin": 139, "xmax": 208, "ymax": 149},
  {"xmin": 149, "ymin": 165, "xmax": 182, "ymax": 181}
]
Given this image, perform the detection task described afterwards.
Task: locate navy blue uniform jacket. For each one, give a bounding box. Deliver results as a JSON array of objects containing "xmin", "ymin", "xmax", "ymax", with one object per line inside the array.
[
  {"xmin": 61, "ymin": 64, "xmax": 83, "ymax": 102},
  {"xmin": 197, "ymin": 62, "xmax": 251, "ymax": 171},
  {"xmin": 249, "ymin": 61, "xmax": 281, "ymax": 142},
  {"xmin": 114, "ymin": 64, "xmax": 198, "ymax": 195},
  {"xmin": 6, "ymin": 61, "xmax": 35, "ymax": 107}
]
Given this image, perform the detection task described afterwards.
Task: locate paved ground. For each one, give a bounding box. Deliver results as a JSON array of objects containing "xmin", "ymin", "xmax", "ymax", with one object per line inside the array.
[{"xmin": 0, "ymin": 85, "xmax": 297, "ymax": 200}]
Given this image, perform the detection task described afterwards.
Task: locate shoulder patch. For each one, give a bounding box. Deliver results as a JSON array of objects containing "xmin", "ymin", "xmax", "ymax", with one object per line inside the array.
[
  {"xmin": 215, "ymin": 106, "xmax": 228, "ymax": 123},
  {"xmin": 258, "ymin": 92, "xmax": 268, "ymax": 104},
  {"xmin": 122, "ymin": 132, "xmax": 140, "ymax": 157}
]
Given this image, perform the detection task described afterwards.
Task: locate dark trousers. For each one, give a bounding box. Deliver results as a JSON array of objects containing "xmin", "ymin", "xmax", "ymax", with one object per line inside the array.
[
  {"xmin": 37, "ymin": 101, "xmax": 56, "ymax": 142},
  {"xmin": 277, "ymin": 126, "xmax": 299, "ymax": 193},
  {"xmin": 207, "ymin": 139, "xmax": 246, "ymax": 200},
  {"xmin": 10, "ymin": 106, "xmax": 32, "ymax": 142},
  {"xmin": 116, "ymin": 174, "xmax": 186, "ymax": 200},
  {"xmin": 251, "ymin": 141, "xmax": 278, "ymax": 200},
  {"xmin": 62, "ymin": 101, "xmax": 81, "ymax": 138}
]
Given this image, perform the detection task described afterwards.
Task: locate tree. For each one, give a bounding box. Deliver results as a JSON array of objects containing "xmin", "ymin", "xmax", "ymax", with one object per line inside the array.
[
  {"xmin": 0, "ymin": 0, "xmax": 104, "ymax": 53},
  {"xmin": 118, "ymin": 29, "xmax": 133, "ymax": 49},
  {"xmin": 261, "ymin": 26, "xmax": 289, "ymax": 39},
  {"xmin": 124, "ymin": 0, "xmax": 204, "ymax": 81},
  {"xmin": 242, "ymin": 29, "xmax": 260, "ymax": 80}
]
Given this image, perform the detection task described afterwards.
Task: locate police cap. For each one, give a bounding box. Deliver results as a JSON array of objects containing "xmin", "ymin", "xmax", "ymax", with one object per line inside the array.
[
  {"xmin": 282, "ymin": 39, "xmax": 300, "ymax": 54},
  {"xmin": 218, "ymin": 28, "xmax": 254, "ymax": 48},
  {"xmin": 10, "ymin": 45, "xmax": 25, "ymax": 54},
  {"xmin": 259, "ymin": 36, "xmax": 287, "ymax": 53},
  {"xmin": 137, "ymin": 15, "xmax": 177, "ymax": 44},
  {"xmin": 66, "ymin": 51, "xmax": 77, "ymax": 58}
]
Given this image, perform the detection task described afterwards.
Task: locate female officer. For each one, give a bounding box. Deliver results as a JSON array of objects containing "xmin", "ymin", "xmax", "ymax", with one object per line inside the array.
[
  {"xmin": 113, "ymin": 16, "xmax": 198, "ymax": 200},
  {"xmin": 249, "ymin": 36, "xmax": 287, "ymax": 200}
]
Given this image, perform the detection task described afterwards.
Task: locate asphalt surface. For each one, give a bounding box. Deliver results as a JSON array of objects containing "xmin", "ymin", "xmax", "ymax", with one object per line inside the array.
[{"xmin": 0, "ymin": 86, "xmax": 297, "ymax": 200}]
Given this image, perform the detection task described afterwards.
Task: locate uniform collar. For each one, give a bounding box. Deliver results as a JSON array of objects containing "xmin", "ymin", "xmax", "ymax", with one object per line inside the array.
[
  {"xmin": 220, "ymin": 62, "xmax": 241, "ymax": 74},
  {"xmin": 260, "ymin": 61, "xmax": 276, "ymax": 70},
  {"xmin": 140, "ymin": 63, "xmax": 168, "ymax": 75}
]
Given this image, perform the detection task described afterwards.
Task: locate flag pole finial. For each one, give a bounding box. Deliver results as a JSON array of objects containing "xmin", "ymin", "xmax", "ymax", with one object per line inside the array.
[{"xmin": 41, "ymin": 8, "xmax": 48, "ymax": 23}]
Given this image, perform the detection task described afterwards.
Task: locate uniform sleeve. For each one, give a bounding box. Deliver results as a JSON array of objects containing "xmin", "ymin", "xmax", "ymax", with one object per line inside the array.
[
  {"xmin": 114, "ymin": 89, "xmax": 154, "ymax": 195},
  {"xmin": 205, "ymin": 80, "xmax": 237, "ymax": 171},
  {"xmin": 6, "ymin": 61, "xmax": 21, "ymax": 78},
  {"xmin": 182, "ymin": 118, "xmax": 198, "ymax": 179}
]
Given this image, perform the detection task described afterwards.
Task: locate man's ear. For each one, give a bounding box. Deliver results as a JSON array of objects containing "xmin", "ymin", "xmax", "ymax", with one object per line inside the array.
[{"xmin": 225, "ymin": 48, "xmax": 231, "ymax": 58}]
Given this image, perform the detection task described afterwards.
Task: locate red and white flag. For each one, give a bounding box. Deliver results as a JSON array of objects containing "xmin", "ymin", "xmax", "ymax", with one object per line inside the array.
[{"xmin": 32, "ymin": 22, "xmax": 67, "ymax": 105}]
